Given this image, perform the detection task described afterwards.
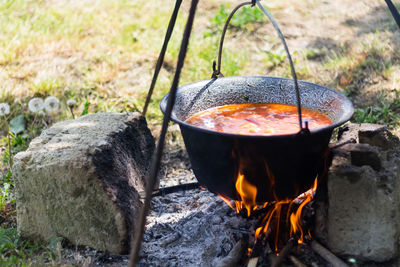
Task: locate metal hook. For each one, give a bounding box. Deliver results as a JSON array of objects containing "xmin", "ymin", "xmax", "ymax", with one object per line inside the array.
[
  {"xmin": 212, "ymin": 1, "xmax": 253, "ymax": 79},
  {"xmin": 298, "ymin": 121, "xmax": 311, "ymax": 136},
  {"xmin": 211, "ymin": 60, "xmax": 219, "ymax": 78},
  {"xmin": 212, "ymin": 0, "xmax": 306, "ymax": 132}
]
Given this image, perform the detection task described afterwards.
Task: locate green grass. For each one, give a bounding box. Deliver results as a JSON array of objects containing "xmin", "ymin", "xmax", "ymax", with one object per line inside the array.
[
  {"xmin": 212, "ymin": 4, "xmax": 265, "ymax": 31},
  {"xmin": 353, "ymin": 90, "xmax": 400, "ymax": 128},
  {"xmin": 0, "ymin": 228, "xmax": 60, "ymax": 266}
]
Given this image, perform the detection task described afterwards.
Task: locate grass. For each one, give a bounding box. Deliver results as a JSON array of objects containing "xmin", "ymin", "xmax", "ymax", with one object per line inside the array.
[
  {"xmin": 0, "ymin": 0, "xmax": 400, "ymax": 264},
  {"xmin": 0, "ymin": 228, "xmax": 61, "ymax": 266},
  {"xmin": 211, "ymin": 4, "xmax": 265, "ymax": 31},
  {"xmin": 353, "ymin": 90, "xmax": 400, "ymax": 128}
]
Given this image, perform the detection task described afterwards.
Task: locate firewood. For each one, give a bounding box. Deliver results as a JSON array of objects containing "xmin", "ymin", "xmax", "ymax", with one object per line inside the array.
[
  {"xmin": 289, "ymin": 255, "xmax": 307, "ymax": 267},
  {"xmin": 246, "ymin": 257, "xmax": 259, "ymax": 267},
  {"xmin": 216, "ymin": 239, "xmax": 246, "ymax": 267},
  {"xmin": 271, "ymin": 238, "xmax": 296, "ymax": 267},
  {"xmin": 151, "ymin": 182, "xmax": 200, "ymax": 197},
  {"xmin": 311, "ymin": 240, "xmax": 348, "ymax": 267}
]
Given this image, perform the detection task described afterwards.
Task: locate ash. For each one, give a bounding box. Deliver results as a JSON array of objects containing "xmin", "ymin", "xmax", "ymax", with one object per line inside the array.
[{"xmin": 139, "ymin": 188, "xmax": 254, "ymax": 266}]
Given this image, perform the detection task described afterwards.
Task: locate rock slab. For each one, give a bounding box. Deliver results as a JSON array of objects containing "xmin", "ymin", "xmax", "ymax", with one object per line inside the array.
[
  {"xmin": 326, "ymin": 123, "xmax": 400, "ymax": 262},
  {"xmin": 13, "ymin": 112, "xmax": 155, "ymax": 254}
]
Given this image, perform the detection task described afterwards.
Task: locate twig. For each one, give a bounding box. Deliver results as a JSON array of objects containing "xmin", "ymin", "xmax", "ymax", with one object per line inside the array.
[
  {"xmin": 247, "ymin": 257, "xmax": 258, "ymax": 267},
  {"xmin": 271, "ymin": 238, "xmax": 296, "ymax": 267},
  {"xmin": 152, "ymin": 182, "xmax": 200, "ymax": 197},
  {"xmin": 29, "ymin": 112, "xmax": 38, "ymax": 138},
  {"xmin": 139, "ymin": 182, "xmax": 200, "ymax": 198},
  {"xmin": 289, "ymin": 255, "xmax": 307, "ymax": 267},
  {"xmin": 311, "ymin": 240, "xmax": 348, "ymax": 267},
  {"xmin": 3, "ymin": 117, "xmax": 13, "ymax": 169},
  {"xmin": 217, "ymin": 239, "xmax": 247, "ymax": 267},
  {"xmin": 248, "ymin": 202, "xmax": 275, "ymax": 218},
  {"xmin": 0, "ymin": 112, "xmax": 13, "ymax": 130},
  {"xmin": 69, "ymin": 107, "xmax": 75, "ymax": 119},
  {"xmin": 7, "ymin": 130, "xmax": 12, "ymax": 169}
]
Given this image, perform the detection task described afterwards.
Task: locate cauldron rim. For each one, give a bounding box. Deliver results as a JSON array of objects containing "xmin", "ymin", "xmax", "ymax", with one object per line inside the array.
[{"xmin": 161, "ymin": 76, "xmax": 354, "ymax": 139}]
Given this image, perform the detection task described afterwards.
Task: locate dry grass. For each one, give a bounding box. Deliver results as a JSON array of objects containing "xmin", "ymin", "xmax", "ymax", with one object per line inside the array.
[{"xmin": 0, "ymin": 0, "xmax": 399, "ymax": 123}]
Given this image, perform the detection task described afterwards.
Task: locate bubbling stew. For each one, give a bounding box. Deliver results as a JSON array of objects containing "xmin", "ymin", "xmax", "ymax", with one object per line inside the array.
[{"xmin": 185, "ymin": 103, "xmax": 332, "ymax": 136}]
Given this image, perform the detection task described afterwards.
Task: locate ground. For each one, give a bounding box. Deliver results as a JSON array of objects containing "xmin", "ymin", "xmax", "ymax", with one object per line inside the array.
[{"xmin": 0, "ymin": 0, "xmax": 400, "ymax": 265}]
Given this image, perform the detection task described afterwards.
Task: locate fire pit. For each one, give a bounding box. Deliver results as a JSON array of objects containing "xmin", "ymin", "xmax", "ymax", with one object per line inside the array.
[
  {"xmin": 157, "ymin": 0, "xmax": 354, "ymax": 261},
  {"xmin": 131, "ymin": 0, "xmax": 400, "ymax": 266},
  {"xmin": 132, "ymin": 0, "xmax": 357, "ymax": 265},
  {"xmin": 157, "ymin": 1, "xmax": 355, "ymax": 261}
]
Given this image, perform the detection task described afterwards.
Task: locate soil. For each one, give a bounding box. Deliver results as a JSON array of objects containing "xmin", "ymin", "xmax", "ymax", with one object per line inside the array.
[{"xmin": 215, "ymin": 0, "xmax": 400, "ymax": 108}]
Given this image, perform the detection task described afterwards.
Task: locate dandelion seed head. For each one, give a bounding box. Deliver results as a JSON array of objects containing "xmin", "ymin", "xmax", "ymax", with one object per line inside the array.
[
  {"xmin": 0, "ymin": 103, "xmax": 10, "ymax": 116},
  {"xmin": 44, "ymin": 96, "xmax": 60, "ymax": 114},
  {"xmin": 28, "ymin": 97, "xmax": 44, "ymax": 113},
  {"xmin": 66, "ymin": 99, "xmax": 77, "ymax": 109}
]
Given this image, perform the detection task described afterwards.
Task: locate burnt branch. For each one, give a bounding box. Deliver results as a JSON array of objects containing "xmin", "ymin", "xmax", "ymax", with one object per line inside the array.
[{"xmin": 311, "ymin": 240, "xmax": 348, "ymax": 267}]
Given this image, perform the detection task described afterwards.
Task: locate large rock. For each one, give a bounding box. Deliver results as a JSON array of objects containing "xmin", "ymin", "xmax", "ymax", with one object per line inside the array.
[
  {"xmin": 325, "ymin": 123, "xmax": 400, "ymax": 262},
  {"xmin": 13, "ymin": 112, "xmax": 155, "ymax": 254}
]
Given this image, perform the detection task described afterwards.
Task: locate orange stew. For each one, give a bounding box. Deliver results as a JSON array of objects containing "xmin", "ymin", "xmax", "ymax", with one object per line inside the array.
[{"xmin": 186, "ymin": 103, "xmax": 331, "ymax": 136}]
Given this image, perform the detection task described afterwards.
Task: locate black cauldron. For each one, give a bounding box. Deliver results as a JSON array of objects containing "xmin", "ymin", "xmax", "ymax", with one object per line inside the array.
[{"xmin": 161, "ymin": 76, "xmax": 354, "ymax": 202}]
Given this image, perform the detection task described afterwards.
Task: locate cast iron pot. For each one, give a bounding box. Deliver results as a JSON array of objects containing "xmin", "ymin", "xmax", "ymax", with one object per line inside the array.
[{"xmin": 161, "ymin": 76, "xmax": 354, "ymax": 202}]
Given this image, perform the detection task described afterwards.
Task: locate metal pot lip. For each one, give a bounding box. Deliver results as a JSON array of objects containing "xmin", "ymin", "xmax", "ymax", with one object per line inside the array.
[{"xmin": 161, "ymin": 76, "xmax": 354, "ymax": 139}]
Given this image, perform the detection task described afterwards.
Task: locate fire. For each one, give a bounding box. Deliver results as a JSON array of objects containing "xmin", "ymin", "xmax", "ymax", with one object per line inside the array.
[
  {"xmin": 290, "ymin": 178, "xmax": 318, "ymax": 244},
  {"xmin": 218, "ymin": 194, "xmax": 236, "ymax": 211},
  {"xmin": 218, "ymin": 167, "xmax": 319, "ymax": 253},
  {"xmin": 235, "ymin": 172, "xmax": 257, "ymax": 217}
]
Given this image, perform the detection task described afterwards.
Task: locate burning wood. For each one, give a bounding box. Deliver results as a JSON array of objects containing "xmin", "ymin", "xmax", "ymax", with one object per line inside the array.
[
  {"xmin": 218, "ymin": 167, "xmax": 319, "ymax": 255},
  {"xmin": 131, "ymin": 178, "xmax": 347, "ymax": 267},
  {"xmin": 271, "ymin": 238, "xmax": 297, "ymax": 267},
  {"xmin": 311, "ymin": 240, "xmax": 349, "ymax": 267},
  {"xmin": 216, "ymin": 239, "xmax": 247, "ymax": 267}
]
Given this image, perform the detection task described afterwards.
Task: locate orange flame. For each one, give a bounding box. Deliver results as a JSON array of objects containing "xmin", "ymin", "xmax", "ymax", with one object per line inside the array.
[
  {"xmin": 235, "ymin": 172, "xmax": 257, "ymax": 217},
  {"xmin": 218, "ymin": 194, "xmax": 236, "ymax": 211},
  {"xmin": 218, "ymin": 167, "xmax": 319, "ymax": 252},
  {"xmin": 254, "ymin": 199, "xmax": 291, "ymax": 251},
  {"xmin": 290, "ymin": 178, "xmax": 318, "ymax": 243}
]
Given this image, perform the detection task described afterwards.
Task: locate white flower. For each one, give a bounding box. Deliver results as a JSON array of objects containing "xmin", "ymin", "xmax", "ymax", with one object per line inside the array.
[
  {"xmin": 28, "ymin": 97, "xmax": 44, "ymax": 113},
  {"xmin": 44, "ymin": 96, "xmax": 60, "ymax": 114},
  {"xmin": 0, "ymin": 103, "xmax": 10, "ymax": 116},
  {"xmin": 66, "ymin": 99, "xmax": 77, "ymax": 109}
]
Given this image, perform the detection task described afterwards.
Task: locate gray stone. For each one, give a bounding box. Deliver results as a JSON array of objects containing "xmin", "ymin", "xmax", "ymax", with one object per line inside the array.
[
  {"xmin": 348, "ymin": 143, "xmax": 382, "ymax": 171},
  {"xmin": 358, "ymin": 123, "xmax": 400, "ymax": 150},
  {"xmin": 337, "ymin": 123, "xmax": 361, "ymax": 143},
  {"xmin": 13, "ymin": 112, "xmax": 155, "ymax": 254},
  {"xmin": 327, "ymin": 163, "xmax": 399, "ymax": 262},
  {"xmin": 323, "ymin": 123, "xmax": 400, "ymax": 262}
]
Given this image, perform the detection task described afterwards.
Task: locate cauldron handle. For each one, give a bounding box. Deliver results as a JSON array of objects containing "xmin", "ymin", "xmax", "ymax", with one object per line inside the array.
[{"xmin": 212, "ymin": 0, "xmax": 309, "ymax": 133}]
